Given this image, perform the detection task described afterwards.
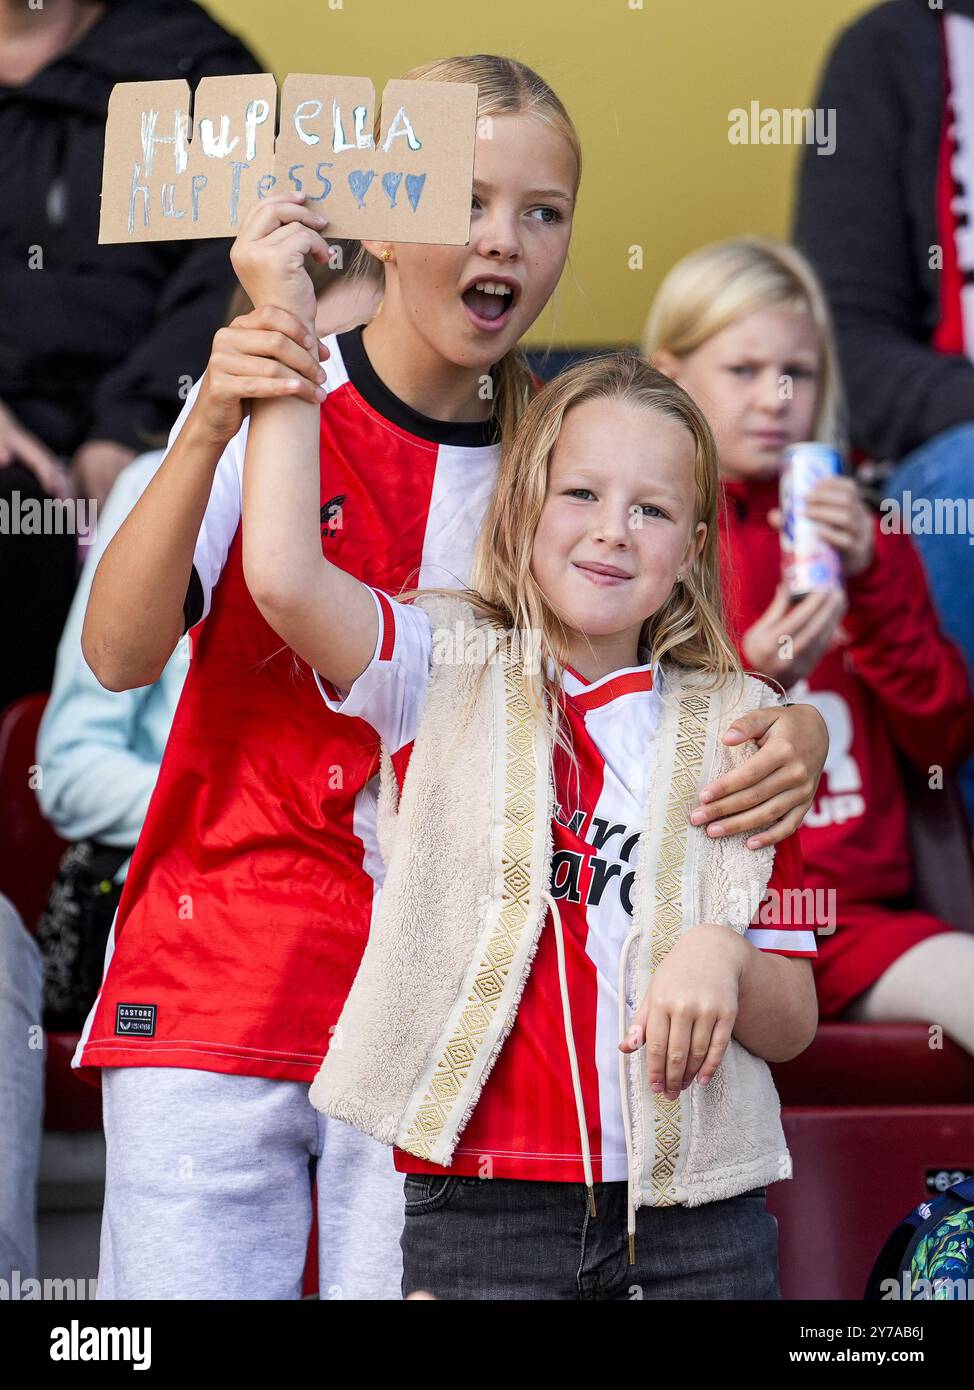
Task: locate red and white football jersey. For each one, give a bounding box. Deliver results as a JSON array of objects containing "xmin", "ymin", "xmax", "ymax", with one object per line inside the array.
[
  {"xmin": 73, "ymin": 326, "xmax": 502, "ymax": 1084},
  {"xmin": 319, "ymin": 586, "xmax": 814, "ymax": 1183}
]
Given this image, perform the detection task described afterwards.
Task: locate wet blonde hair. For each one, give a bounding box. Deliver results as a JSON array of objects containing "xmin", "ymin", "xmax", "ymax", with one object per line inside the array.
[
  {"xmin": 641, "ymin": 237, "xmax": 846, "ymax": 451},
  {"xmin": 348, "ymin": 53, "xmax": 582, "ymax": 442},
  {"xmin": 402, "ymin": 352, "xmax": 741, "ymax": 766}
]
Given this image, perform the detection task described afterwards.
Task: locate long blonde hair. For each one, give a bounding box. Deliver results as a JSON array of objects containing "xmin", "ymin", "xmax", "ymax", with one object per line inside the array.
[
  {"xmin": 348, "ymin": 54, "xmax": 582, "ymax": 442},
  {"xmin": 641, "ymin": 237, "xmax": 846, "ymax": 451},
  {"xmin": 401, "ymin": 352, "xmax": 741, "ymax": 765}
]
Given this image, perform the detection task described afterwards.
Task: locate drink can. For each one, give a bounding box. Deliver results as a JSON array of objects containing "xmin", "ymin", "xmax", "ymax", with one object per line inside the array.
[{"xmin": 779, "ymin": 442, "xmax": 843, "ymax": 597}]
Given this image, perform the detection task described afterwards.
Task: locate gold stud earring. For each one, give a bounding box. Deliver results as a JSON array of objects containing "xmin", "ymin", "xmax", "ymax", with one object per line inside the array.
[{"xmin": 380, "ymin": 249, "xmax": 393, "ymax": 262}]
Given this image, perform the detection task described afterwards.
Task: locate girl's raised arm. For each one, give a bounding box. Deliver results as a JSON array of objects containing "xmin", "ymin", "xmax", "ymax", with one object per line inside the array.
[
  {"xmin": 82, "ymin": 196, "xmax": 330, "ymax": 693},
  {"xmin": 241, "ymin": 391, "xmax": 379, "ymax": 691},
  {"xmin": 82, "ymin": 303, "xmax": 328, "ymax": 692}
]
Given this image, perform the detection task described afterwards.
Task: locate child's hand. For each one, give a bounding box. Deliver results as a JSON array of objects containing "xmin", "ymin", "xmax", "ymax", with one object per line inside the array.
[
  {"xmin": 802, "ymin": 476, "xmax": 875, "ymax": 577},
  {"xmin": 691, "ymin": 702, "xmax": 828, "ymax": 849},
  {"xmin": 619, "ymin": 923, "xmax": 747, "ymax": 1097},
  {"xmin": 741, "ymin": 580, "xmax": 846, "ymax": 687},
  {"xmin": 192, "ymin": 306, "xmax": 329, "ymax": 448},
  {"xmin": 229, "ymin": 192, "xmax": 334, "ymax": 328}
]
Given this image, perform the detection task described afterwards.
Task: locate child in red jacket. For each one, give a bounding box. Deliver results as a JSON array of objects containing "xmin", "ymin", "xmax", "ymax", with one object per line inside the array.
[{"xmin": 644, "ymin": 237, "xmax": 974, "ymax": 1056}]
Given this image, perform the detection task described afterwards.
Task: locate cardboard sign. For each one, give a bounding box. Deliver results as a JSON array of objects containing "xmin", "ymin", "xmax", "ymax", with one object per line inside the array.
[{"xmin": 99, "ymin": 73, "xmax": 478, "ymax": 245}]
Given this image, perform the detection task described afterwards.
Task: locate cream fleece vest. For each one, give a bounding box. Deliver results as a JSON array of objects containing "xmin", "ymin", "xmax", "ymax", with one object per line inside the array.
[{"xmin": 309, "ymin": 594, "xmax": 793, "ymax": 1209}]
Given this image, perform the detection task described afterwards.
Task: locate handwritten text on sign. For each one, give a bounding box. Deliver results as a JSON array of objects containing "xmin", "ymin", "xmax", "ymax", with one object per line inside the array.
[{"xmin": 98, "ymin": 73, "xmax": 478, "ymax": 245}]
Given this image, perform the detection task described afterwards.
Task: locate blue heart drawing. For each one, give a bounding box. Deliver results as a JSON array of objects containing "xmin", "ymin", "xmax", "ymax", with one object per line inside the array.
[
  {"xmin": 406, "ymin": 173, "xmax": 427, "ymax": 212},
  {"xmin": 381, "ymin": 172, "xmax": 403, "ymax": 207},
  {"xmin": 348, "ymin": 169, "xmax": 376, "ymax": 208}
]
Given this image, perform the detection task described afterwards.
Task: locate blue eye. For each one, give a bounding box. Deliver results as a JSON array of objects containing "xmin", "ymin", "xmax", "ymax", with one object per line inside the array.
[
  {"xmin": 530, "ymin": 206, "xmax": 563, "ymax": 224},
  {"xmin": 567, "ymin": 487, "xmax": 595, "ymax": 500}
]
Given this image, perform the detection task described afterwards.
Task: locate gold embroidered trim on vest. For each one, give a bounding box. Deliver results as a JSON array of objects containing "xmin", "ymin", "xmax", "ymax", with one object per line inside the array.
[
  {"xmin": 649, "ymin": 690, "xmax": 709, "ymax": 1204},
  {"xmin": 401, "ymin": 635, "xmax": 538, "ymax": 1159}
]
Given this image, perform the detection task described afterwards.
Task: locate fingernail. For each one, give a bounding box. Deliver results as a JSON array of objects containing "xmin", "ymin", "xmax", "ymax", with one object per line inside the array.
[
  {"xmin": 315, "ymin": 386, "xmax": 327, "ymax": 400},
  {"xmin": 708, "ymin": 823, "xmax": 725, "ymax": 837},
  {"xmin": 700, "ymin": 1075, "xmax": 710, "ymax": 1085},
  {"xmin": 651, "ymin": 1081, "xmax": 663, "ymax": 1093},
  {"xmin": 746, "ymin": 837, "xmax": 762, "ymax": 850},
  {"xmin": 698, "ymin": 789, "xmax": 712, "ymax": 802},
  {"xmin": 689, "ymin": 809, "xmax": 706, "ymax": 825}
]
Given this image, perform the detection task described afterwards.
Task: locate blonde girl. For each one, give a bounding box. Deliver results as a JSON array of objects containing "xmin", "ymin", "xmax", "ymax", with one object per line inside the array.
[
  {"xmin": 644, "ymin": 237, "xmax": 974, "ymax": 1061},
  {"xmin": 243, "ymin": 351, "xmax": 821, "ymax": 1300}
]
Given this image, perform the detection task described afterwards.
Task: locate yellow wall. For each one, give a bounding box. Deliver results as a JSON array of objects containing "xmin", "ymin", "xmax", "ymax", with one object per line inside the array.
[{"xmin": 201, "ymin": 0, "xmax": 877, "ymax": 348}]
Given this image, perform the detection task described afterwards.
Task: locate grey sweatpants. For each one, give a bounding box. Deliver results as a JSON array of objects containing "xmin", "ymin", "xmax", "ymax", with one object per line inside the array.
[{"xmin": 97, "ymin": 1065, "xmax": 405, "ymax": 1300}]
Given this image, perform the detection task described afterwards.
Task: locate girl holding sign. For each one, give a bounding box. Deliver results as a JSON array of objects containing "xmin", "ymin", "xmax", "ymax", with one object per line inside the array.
[{"xmin": 80, "ymin": 56, "xmax": 826, "ymax": 1301}]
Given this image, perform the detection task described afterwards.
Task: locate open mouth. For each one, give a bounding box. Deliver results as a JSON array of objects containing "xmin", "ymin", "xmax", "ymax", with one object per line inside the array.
[{"xmin": 460, "ymin": 279, "xmax": 518, "ymax": 331}]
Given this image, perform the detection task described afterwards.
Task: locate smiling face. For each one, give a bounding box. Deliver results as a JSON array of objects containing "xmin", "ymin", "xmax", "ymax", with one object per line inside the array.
[
  {"xmin": 656, "ymin": 308, "xmax": 821, "ymax": 481},
  {"xmin": 530, "ymin": 397, "xmax": 707, "ymax": 675},
  {"xmin": 363, "ymin": 112, "xmax": 577, "ymax": 373}
]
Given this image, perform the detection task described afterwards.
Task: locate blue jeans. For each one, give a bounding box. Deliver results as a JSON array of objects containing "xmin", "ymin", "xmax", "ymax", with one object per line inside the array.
[
  {"xmin": 0, "ymin": 895, "xmax": 44, "ymax": 1281},
  {"xmin": 887, "ymin": 423, "xmax": 974, "ymax": 821},
  {"xmin": 401, "ymin": 1175, "xmax": 780, "ymax": 1300}
]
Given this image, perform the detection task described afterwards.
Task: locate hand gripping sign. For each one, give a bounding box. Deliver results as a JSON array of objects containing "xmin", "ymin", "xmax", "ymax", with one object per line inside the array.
[{"xmin": 99, "ymin": 73, "xmax": 478, "ymax": 245}]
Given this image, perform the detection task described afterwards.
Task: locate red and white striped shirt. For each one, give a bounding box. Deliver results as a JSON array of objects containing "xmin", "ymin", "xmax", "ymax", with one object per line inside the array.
[
  {"xmin": 73, "ymin": 325, "xmax": 501, "ymax": 1084},
  {"xmin": 319, "ymin": 586, "xmax": 813, "ymax": 1183}
]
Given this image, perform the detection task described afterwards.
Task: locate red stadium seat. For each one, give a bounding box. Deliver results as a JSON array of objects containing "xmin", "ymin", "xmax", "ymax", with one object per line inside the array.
[
  {"xmin": 768, "ymin": 763, "xmax": 974, "ymax": 1299},
  {"xmin": 0, "ymin": 693, "xmax": 66, "ymax": 932},
  {"xmin": 0, "ymin": 695, "xmax": 102, "ymax": 1130}
]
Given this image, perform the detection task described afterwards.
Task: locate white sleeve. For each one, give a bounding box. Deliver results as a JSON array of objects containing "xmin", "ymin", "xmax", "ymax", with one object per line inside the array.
[
  {"xmin": 313, "ymin": 588, "xmax": 432, "ymax": 754},
  {"xmin": 170, "ymin": 372, "xmax": 247, "ymax": 627}
]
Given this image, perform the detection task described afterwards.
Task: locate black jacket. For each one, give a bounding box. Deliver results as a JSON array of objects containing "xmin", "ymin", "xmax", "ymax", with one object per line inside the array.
[
  {"xmin": 794, "ymin": 0, "xmax": 974, "ymax": 463},
  {"xmin": 0, "ymin": 0, "xmax": 262, "ymax": 457}
]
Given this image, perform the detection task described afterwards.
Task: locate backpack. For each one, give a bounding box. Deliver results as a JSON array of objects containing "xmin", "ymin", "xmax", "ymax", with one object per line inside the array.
[{"xmin": 864, "ymin": 1177, "xmax": 974, "ymax": 1300}]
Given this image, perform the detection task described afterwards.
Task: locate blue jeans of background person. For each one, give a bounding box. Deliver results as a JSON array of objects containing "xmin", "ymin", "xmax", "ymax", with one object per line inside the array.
[
  {"xmin": 0, "ymin": 894, "xmax": 44, "ymax": 1282},
  {"xmin": 887, "ymin": 423, "xmax": 974, "ymax": 822},
  {"xmin": 401, "ymin": 1174, "xmax": 779, "ymax": 1300}
]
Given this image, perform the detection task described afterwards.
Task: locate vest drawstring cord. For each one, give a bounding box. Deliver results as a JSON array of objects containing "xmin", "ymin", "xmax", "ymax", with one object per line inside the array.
[
  {"xmin": 618, "ymin": 927, "xmax": 641, "ymax": 1265},
  {"xmin": 541, "ymin": 890, "xmax": 596, "ymax": 1218}
]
